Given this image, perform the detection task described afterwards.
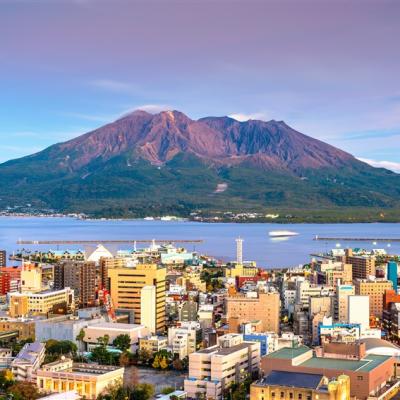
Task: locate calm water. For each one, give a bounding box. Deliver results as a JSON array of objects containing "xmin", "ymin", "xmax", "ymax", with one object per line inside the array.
[{"xmin": 0, "ymin": 217, "xmax": 399, "ymax": 268}]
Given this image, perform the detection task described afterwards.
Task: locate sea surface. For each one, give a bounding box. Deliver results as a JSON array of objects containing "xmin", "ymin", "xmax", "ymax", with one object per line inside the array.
[{"xmin": 0, "ymin": 217, "xmax": 399, "ymax": 268}]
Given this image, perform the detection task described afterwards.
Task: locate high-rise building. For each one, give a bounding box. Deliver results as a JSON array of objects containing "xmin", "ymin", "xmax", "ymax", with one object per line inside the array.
[
  {"xmin": 336, "ymin": 284, "xmax": 355, "ymax": 322},
  {"xmin": 236, "ymin": 237, "xmax": 243, "ymax": 264},
  {"xmin": 387, "ymin": 261, "xmax": 398, "ymax": 293},
  {"xmin": 108, "ymin": 263, "xmax": 166, "ymax": 332},
  {"xmin": 21, "ymin": 263, "xmax": 42, "ymax": 293},
  {"xmin": 345, "ymin": 249, "xmax": 376, "ymax": 279},
  {"xmin": 348, "ymin": 295, "xmax": 369, "ymax": 331},
  {"xmin": 0, "ymin": 250, "xmax": 6, "ymax": 267},
  {"xmin": 354, "ymin": 279, "xmax": 392, "ymax": 318},
  {"xmin": 54, "ymin": 261, "xmax": 96, "ymax": 308},
  {"xmin": 141, "ymin": 285, "xmax": 156, "ymax": 333},
  {"xmin": 226, "ymin": 289, "xmax": 280, "ymax": 333}
]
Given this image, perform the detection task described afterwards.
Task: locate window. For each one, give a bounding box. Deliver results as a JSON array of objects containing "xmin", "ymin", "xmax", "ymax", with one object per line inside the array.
[
  {"xmin": 281, "ymin": 392, "xmax": 284, "ymax": 398},
  {"xmin": 298, "ymin": 395, "xmax": 302, "ymax": 400},
  {"xmin": 289, "ymin": 393, "xmax": 293, "ymax": 399},
  {"xmin": 357, "ymin": 376, "xmax": 363, "ymax": 381}
]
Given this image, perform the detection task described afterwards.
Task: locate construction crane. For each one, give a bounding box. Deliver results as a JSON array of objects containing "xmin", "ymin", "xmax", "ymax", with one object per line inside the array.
[{"xmin": 97, "ymin": 287, "xmax": 116, "ymax": 323}]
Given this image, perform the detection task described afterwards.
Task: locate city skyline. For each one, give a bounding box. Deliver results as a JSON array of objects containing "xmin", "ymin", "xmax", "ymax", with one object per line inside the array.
[{"xmin": 1, "ymin": 0, "xmax": 399, "ymax": 172}]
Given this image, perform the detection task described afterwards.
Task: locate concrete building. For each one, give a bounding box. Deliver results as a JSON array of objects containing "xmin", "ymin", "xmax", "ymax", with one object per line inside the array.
[
  {"xmin": 139, "ymin": 335, "xmax": 168, "ymax": 354},
  {"xmin": 348, "ymin": 295, "xmax": 370, "ymax": 331},
  {"xmin": 83, "ymin": 322, "xmax": 149, "ymax": 351},
  {"xmin": 354, "ymin": 279, "xmax": 392, "ymax": 318},
  {"xmin": 37, "ymin": 358, "xmax": 124, "ymax": 399},
  {"xmin": 226, "ymin": 290, "xmax": 280, "ymax": 333},
  {"xmin": 314, "ymin": 260, "xmax": 352, "ymax": 287},
  {"xmin": 184, "ymin": 334, "xmax": 260, "ymax": 399},
  {"xmin": 11, "ymin": 341, "xmax": 46, "ymax": 381},
  {"xmin": 0, "ymin": 348, "xmax": 13, "ymax": 369},
  {"xmin": 0, "ymin": 266, "xmax": 21, "ymax": 295},
  {"xmin": 250, "ymin": 371, "xmax": 351, "ymax": 400},
  {"xmin": 295, "ymin": 280, "xmax": 334, "ymax": 310},
  {"xmin": 35, "ymin": 315, "xmax": 105, "ymax": 344},
  {"xmin": 178, "ymin": 300, "xmax": 198, "ymax": 322},
  {"xmin": 9, "ymin": 287, "xmax": 75, "ymax": 317},
  {"xmin": 140, "ymin": 285, "xmax": 156, "ymax": 333},
  {"xmin": 336, "ymin": 284, "xmax": 355, "ymax": 322},
  {"xmin": 168, "ymin": 321, "xmax": 202, "ymax": 359},
  {"xmin": 0, "ymin": 317, "xmax": 35, "ymax": 340},
  {"xmin": 108, "ymin": 263, "xmax": 166, "ymax": 332},
  {"xmin": 345, "ymin": 250, "xmax": 376, "ymax": 280},
  {"xmin": 21, "ymin": 263, "xmax": 42, "ymax": 293},
  {"xmin": 54, "ymin": 261, "xmax": 96, "ymax": 308},
  {"xmin": 261, "ymin": 344, "xmax": 396, "ymax": 399}
]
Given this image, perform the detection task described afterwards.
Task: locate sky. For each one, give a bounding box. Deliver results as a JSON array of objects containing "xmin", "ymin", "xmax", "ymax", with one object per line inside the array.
[{"xmin": 0, "ymin": 0, "xmax": 399, "ymax": 172}]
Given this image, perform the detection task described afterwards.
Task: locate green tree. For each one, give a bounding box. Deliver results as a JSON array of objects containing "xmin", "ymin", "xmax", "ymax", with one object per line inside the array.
[
  {"xmin": 7, "ymin": 381, "xmax": 40, "ymax": 400},
  {"xmin": 138, "ymin": 348, "xmax": 152, "ymax": 365},
  {"xmin": 0, "ymin": 369, "xmax": 14, "ymax": 390},
  {"xmin": 113, "ymin": 334, "xmax": 131, "ymax": 352},
  {"xmin": 119, "ymin": 351, "xmax": 131, "ymax": 367},
  {"xmin": 91, "ymin": 346, "xmax": 114, "ymax": 365},
  {"xmin": 161, "ymin": 387, "xmax": 175, "ymax": 395},
  {"xmin": 46, "ymin": 339, "xmax": 77, "ymax": 356},
  {"xmin": 97, "ymin": 334, "xmax": 110, "ymax": 348},
  {"xmin": 76, "ymin": 328, "xmax": 86, "ymax": 352},
  {"xmin": 96, "ymin": 381, "xmax": 128, "ymax": 400},
  {"xmin": 130, "ymin": 383, "xmax": 155, "ymax": 400}
]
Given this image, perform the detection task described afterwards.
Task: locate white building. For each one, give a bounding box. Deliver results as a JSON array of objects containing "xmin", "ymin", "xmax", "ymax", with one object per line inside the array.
[
  {"xmin": 348, "ymin": 295, "xmax": 370, "ymax": 331},
  {"xmin": 168, "ymin": 322, "xmax": 201, "ymax": 359},
  {"xmin": 140, "ymin": 285, "xmax": 156, "ymax": 334},
  {"xmin": 11, "ymin": 341, "xmax": 45, "ymax": 381}
]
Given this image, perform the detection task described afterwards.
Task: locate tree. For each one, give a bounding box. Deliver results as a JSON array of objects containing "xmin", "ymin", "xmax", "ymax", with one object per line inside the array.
[
  {"xmin": 97, "ymin": 381, "xmax": 128, "ymax": 400},
  {"xmin": 130, "ymin": 383, "xmax": 155, "ymax": 400},
  {"xmin": 152, "ymin": 354, "xmax": 160, "ymax": 369},
  {"xmin": 7, "ymin": 381, "xmax": 40, "ymax": 400},
  {"xmin": 113, "ymin": 334, "xmax": 131, "ymax": 352},
  {"xmin": 138, "ymin": 348, "xmax": 152, "ymax": 365},
  {"xmin": 91, "ymin": 345, "xmax": 114, "ymax": 365},
  {"xmin": 159, "ymin": 356, "xmax": 169, "ymax": 369},
  {"xmin": 161, "ymin": 387, "xmax": 175, "ymax": 395},
  {"xmin": 97, "ymin": 334, "xmax": 110, "ymax": 348},
  {"xmin": 0, "ymin": 369, "xmax": 14, "ymax": 390},
  {"xmin": 119, "ymin": 351, "xmax": 131, "ymax": 367},
  {"xmin": 46, "ymin": 339, "xmax": 77, "ymax": 356},
  {"xmin": 172, "ymin": 358, "xmax": 183, "ymax": 371},
  {"xmin": 76, "ymin": 328, "xmax": 86, "ymax": 352}
]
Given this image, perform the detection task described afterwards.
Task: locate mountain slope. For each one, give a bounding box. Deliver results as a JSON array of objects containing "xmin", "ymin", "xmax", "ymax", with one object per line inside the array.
[{"xmin": 0, "ymin": 110, "xmax": 399, "ymax": 219}]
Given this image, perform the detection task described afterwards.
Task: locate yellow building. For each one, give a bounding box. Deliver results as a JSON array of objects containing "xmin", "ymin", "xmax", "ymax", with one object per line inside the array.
[
  {"xmin": 21, "ymin": 263, "xmax": 42, "ymax": 293},
  {"xmin": 37, "ymin": 358, "xmax": 124, "ymax": 399},
  {"xmin": 250, "ymin": 371, "xmax": 350, "ymax": 400},
  {"xmin": 224, "ymin": 262, "xmax": 258, "ymax": 279},
  {"xmin": 9, "ymin": 288, "xmax": 75, "ymax": 317},
  {"xmin": 108, "ymin": 263, "xmax": 166, "ymax": 332}
]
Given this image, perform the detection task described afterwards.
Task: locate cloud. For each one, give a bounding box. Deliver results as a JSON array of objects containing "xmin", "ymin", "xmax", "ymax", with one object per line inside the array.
[
  {"xmin": 119, "ymin": 104, "xmax": 172, "ymax": 116},
  {"xmin": 357, "ymin": 157, "xmax": 400, "ymax": 173},
  {"xmin": 89, "ymin": 79, "xmax": 136, "ymax": 94},
  {"xmin": 228, "ymin": 112, "xmax": 268, "ymax": 122},
  {"xmin": 61, "ymin": 112, "xmax": 112, "ymax": 123}
]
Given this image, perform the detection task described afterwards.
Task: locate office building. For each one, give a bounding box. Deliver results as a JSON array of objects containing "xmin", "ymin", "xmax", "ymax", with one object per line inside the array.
[
  {"xmin": 54, "ymin": 261, "xmax": 96, "ymax": 308},
  {"xmin": 9, "ymin": 287, "xmax": 75, "ymax": 317},
  {"xmin": 37, "ymin": 358, "xmax": 124, "ymax": 399},
  {"xmin": 184, "ymin": 334, "xmax": 260, "ymax": 399},
  {"xmin": 348, "ymin": 295, "xmax": 370, "ymax": 331},
  {"xmin": 226, "ymin": 290, "xmax": 280, "ymax": 333},
  {"xmin": 11, "ymin": 341, "xmax": 46, "ymax": 381},
  {"xmin": 336, "ymin": 284, "xmax": 355, "ymax": 322},
  {"xmin": 250, "ymin": 371, "xmax": 351, "ymax": 400},
  {"xmin": 141, "ymin": 285, "xmax": 156, "ymax": 333},
  {"xmin": 388, "ymin": 261, "xmax": 398, "ymax": 293},
  {"xmin": 354, "ymin": 279, "xmax": 392, "ymax": 318},
  {"xmin": 108, "ymin": 263, "xmax": 166, "ymax": 332}
]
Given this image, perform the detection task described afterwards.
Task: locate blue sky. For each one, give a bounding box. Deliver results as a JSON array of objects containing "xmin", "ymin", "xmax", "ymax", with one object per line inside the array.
[{"xmin": 1, "ymin": 0, "xmax": 399, "ymax": 172}]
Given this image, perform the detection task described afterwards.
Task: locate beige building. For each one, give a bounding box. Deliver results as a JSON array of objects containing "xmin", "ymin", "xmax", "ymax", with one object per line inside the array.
[
  {"xmin": 0, "ymin": 317, "xmax": 35, "ymax": 340},
  {"xmin": 139, "ymin": 335, "xmax": 168, "ymax": 354},
  {"xmin": 9, "ymin": 288, "xmax": 75, "ymax": 317},
  {"xmin": 226, "ymin": 290, "xmax": 280, "ymax": 333},
  {"xmin": 336, "ymin": 284, "xmax": 355, "ymax": 322},
  {"xmin": 250, "ymin": 371, "xmax": 351, "ymax": 400},
  {"xmin": 141, "ymin": 285, "xmax": 157, "ymax": 333},
  {"xmin": 168, "ymin": 321, "xmax": 202, "ymax": 359},
  {"xmin": 21, "ymin": 263, "xmax": 43, "ymax": 293},
  {"xmin": 108, "ymin": 263, "xmax": 166, "ymax": 332},
  {"xmin": 345, "ymin": 250, "xmax": 376, "ymax": 280},
  {"xmin": 184, "ymin": 334, "xmax": 260, "ymax": 399},
  {"xmin": 37, "ymin": 358, "xmax": 124, "ymax": 399},
  {"xmin": 354, "ymin": 279, "xmax": 392, "ymax": 318}
]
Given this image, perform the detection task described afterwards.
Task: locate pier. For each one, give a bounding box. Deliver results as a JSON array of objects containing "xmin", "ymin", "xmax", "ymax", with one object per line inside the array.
[
  {"xmin": 314, "ymin": 236, "xmax": 400, "ymax": 242},
  {"xmin": 16, "ymin": 239, "xmax": 204, "ymax": 245}
]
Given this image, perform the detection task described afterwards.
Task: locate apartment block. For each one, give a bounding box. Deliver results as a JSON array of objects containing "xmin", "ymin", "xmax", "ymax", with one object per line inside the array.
[
  {"xmin": 226, "ymin": 290, "xmax": 280, "ymax": 333},
  {"xmin": 11, "ymin": 341, "xmax": 46, "ymax": 381},
  {"xmin": 345, "ymin": 249, "xmax": 376, "ymax": 280},
  {"xmin": 184, "ymin": 334, "xmax": 260, "ymax": 399},
  {"xmin": 168, "ymin": 321, "xmax": 202, "ymax": 359}
]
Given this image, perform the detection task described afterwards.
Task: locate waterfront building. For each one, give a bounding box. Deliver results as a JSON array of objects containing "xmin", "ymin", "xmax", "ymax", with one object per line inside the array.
[
  {"xmin": 250, "ymin": 371, "xmax": 351, "ymax": 400},
  {"xmin": 37, "ymin": 358, "xmax": 124, "ymax": 399},
  {"xmin": 108, "ymin": 263, "xmax": 166, "ymax": 332},
  {"xmin": 11, "ymin": 341, "xmax": 46, "ymax": 381},
  {"xmin": 184, "ymin": 334, "xmax": 260, "ymax": 399}
]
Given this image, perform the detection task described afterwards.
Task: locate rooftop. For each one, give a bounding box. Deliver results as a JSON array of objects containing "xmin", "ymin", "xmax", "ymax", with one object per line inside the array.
[
  {"xmin": 87, "ymin": 322, "xmax": 145, "ymax": 331},
  {"xmin": 265, "ymin": 345, "xmax": 311, "ymax": 359},
  {"xmin": 257, "ymin": 371, "xmax": 323, "ymax": 390}
]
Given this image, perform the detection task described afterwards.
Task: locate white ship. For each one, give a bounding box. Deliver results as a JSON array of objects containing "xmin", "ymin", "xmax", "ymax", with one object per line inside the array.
[{"xmin": 269, "ymin": 230, "xmax": 299, "ymax": 238}]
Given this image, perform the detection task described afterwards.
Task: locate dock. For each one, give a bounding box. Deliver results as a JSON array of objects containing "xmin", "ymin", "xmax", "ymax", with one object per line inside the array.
[{"xmin": 314, "ymin": 236, "xmax": 400, "ymax": 242}]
